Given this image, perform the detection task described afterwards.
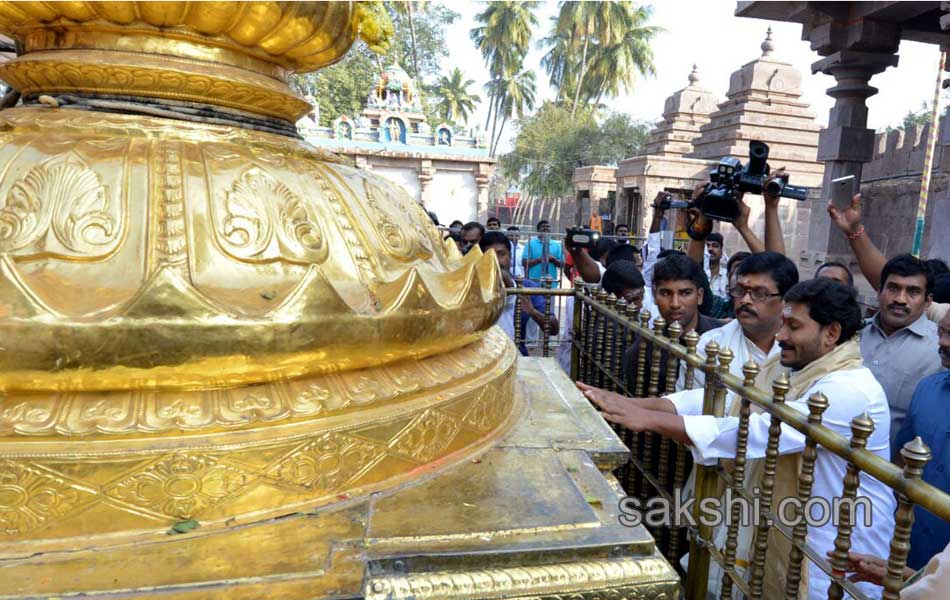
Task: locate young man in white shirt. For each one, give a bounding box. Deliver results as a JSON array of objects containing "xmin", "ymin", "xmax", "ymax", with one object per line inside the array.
[
  {"xmin": 704, "ymin": 232, "xmax": 728, "ymax": 299},
  {"xmin": 580, "ymin": 278, "xmax": 895, "ymax": 599}
]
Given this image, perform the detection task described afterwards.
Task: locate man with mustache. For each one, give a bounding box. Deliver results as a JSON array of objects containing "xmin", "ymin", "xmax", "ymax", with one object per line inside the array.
[
  {"xmin": 859, "ymin": 254, "xmax": 943, "ymax": 448},
  {"xmin": 580, "ymin": 278, "xmax": 895, "ymax": 599},
  {"xmin": 678, "ymin": 251, "xmax": 798, "ymax": 391}
]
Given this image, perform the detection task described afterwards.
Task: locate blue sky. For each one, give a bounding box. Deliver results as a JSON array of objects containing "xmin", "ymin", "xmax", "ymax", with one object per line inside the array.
[{"xmin": 442, "ymin": 0, "xmax": 943, "ymax": 153}]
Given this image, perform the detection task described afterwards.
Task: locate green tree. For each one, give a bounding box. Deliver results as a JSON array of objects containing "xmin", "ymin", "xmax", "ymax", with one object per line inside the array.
[
  {"xmin": 471, "ymin": 1, "xmax": 539, "ymax": 155},
  {"xmin": 432, "ymin": 68, "xmax": 480, "ymax": 126},
  {"xmin": 500, "ymin": 103, "xmax": 650, "ymax": 201},
  {"xmin": 490, "ymin": 69, "xmax": 536, "ymax": 156},
  {"xmin": 291, "ymin": 2, "xmax": 458, "ymax": 127},
  {"xmin": 542, "ymin": 2, "xmax": 659, "ymax": 115}
]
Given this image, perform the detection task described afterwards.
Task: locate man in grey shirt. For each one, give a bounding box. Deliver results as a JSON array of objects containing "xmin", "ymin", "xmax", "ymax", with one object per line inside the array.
[{"xmin": 860, "ymin": 254, "xmax": 943, "ymax": 449}]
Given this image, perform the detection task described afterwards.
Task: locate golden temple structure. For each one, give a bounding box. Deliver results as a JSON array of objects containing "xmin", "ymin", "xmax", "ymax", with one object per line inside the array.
[{"xmin": 0, "ymin": 3, "xmax": 678, "ymax": 597}]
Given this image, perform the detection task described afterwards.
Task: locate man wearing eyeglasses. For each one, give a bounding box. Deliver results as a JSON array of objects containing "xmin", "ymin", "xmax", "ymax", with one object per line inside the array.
[{"xmin": 671, "ymin": 251, "xmax": 798, "ymax": 391}]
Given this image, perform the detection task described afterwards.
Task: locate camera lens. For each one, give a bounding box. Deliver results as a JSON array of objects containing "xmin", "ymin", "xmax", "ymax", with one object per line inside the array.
[{"xmin": 765, "ymin": 179, "xmax": 783, "ymax": 196}]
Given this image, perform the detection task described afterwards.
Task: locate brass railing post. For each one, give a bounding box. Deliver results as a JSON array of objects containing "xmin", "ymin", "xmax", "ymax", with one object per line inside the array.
[
  {"xmin": 583, "ymin": 287, "xmax": 596, "ymax": 383},
  {"xmin": 882, "ymin": 437, "xmax": 932, "ymax": 600},
  {"xmin": 784, "ymin": 392, "xmax": 829, "ymax": 600},
  {"xmin": 594, "ymin": 288, "xmax": 609, "ymax": 388},
  {"xmin": 513, "ymin": 275, "xmax": 523, "ymax": 350},
  {"xmin": 612, "ymin": 298, "xmax": 628, "ymax": 393},
  {"xmin": 828, "ymin": 413, "xmax": 875, "ymax": 600},
  {"xmin": 749, "ymin": 372, "xmax": 789, "ymax": 599},
  {"xmin": 683, "ymin": 330, "xmax": 699, "ymax": 390},
  {"xmin": 666, "ymin": 322, "xmax": 686, "ymax": 561},
  {"xmin": 570, "ymin": 279, "xmax": 583, "ymax": 380},
  {"xmin": 634, "ymin": 310, "xmax": 651, "ymax": 397},
  {"xmin": 685, "ymin": 341, "xmax": 721, "ymax": 600},
  {"xmin": 621, "ymin": 302, "xmax": 641, "ymax": 495},
  {"xmin": 541, "ymin": 275, "xmax": 553, "ymax": 357},
  {"xmin": 640, "ymin": 316, "xmax": 666, "ymax": 509},
  {"xmin": 603, "ymin": 293, "xmax": 618, "ymax": 391},
  {"xmin": 720, "ymin": 360, "xmax": 758, "ymax": 600},
  {"xmin": 647, "ymin": 316, "xmax": 666, "ymax": 398}
]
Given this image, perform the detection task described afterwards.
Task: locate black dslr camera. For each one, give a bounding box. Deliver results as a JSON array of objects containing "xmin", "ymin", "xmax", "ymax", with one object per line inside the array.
[
  {"xmin": 695, "ymin": 140, "xmax": 809, "ymax": 222},
  {"xmin": 565, "ymin": 227, "xmax": 600, "ymax": 249}
]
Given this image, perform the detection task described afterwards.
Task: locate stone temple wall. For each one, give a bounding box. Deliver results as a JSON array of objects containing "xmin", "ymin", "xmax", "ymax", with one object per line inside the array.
[{"xmin": 855, "ymin": 113, "xmax": 950, "ymax": 264}]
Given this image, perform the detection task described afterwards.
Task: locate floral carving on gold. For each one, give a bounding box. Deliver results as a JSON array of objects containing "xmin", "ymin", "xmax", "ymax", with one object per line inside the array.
[
  {"xmin": 103, "ymin": 453, "xmax": 254, "ymax": 519},
  {"xmin": 215, "ymin": 167, "xmax": 328, "ymax": 265},
  {"xmin": 0, "ymin": 461, "xmax": 89, "ymax": 535},
  {"xmin": 266, "ymin": 432, "xmax": 385, "ymax": 492},
  {"xmin": 0, "ymin": 152, "xmax": 120, "ymax": 257}
]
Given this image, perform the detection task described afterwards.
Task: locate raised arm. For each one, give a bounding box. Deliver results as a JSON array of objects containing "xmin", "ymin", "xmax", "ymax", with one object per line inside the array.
[
  {"xmin": 733, "ymin": 196, "xmax": 765, "ymax": 253},
  {"xmin": 685, "ymin": 184, "xmax": 711, "ymax": 264},
  {"xmin": 762, "ymin": 168, "xmax": 787, "ymax": 254},
  {"xmin": 828, "ymin": 193, "xmax": 886, "ymax": 288},
  {"xmin": 566, "ymin": 246, "xmax": 602, "ymax": 283}
]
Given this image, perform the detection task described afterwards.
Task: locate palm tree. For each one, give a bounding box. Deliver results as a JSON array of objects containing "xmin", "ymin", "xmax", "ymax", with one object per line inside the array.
[
  {"xmin": 433, "ymin": 68, "xmax": 480, "ymax": 125},
  {"xmin": 490, "ymin": 69, "xmax": 536, "ymax": 156},
  {"xmin": 583, "ymin": 5, "xmax": 659, "ymax": 106},
  {"xmin": 542, "ymin": 1, "xmax": 659, "ymax": 115},
  {"xmin": 471, "ymin": 1, "xmax": 538, "ymax": 130},
  {"xmin": 391, "ymin": 1, "xmax": 429, "ymax": 79}
]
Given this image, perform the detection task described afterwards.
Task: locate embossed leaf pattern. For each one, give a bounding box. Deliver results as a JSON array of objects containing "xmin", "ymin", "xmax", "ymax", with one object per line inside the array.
[
  {"xmin": 220, "ymin": 167, "xmax": 273, "ymax": 257},
  {"xmin": 218, "ymin": 167, "xmax": 328, "ymax": 264},
  {"xmin": 0, "ymin": 152, "xmax": 117, "ymax": 255},
  {"xmin": 278, "ymin": 194, "xmax": 327, "ymax": 260}
]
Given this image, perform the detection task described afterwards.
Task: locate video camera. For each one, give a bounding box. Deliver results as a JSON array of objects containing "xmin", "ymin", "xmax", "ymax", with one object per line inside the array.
[
  {"xmin": 690, "ymin": 140, "xmax": 810, "ymax": 222},
  {"xmin": 565, "ymin": 227, "xmax": 600, "ymax": 249}
]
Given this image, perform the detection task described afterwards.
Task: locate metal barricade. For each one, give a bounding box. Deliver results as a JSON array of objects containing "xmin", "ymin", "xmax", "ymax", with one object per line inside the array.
[{"xmin": 508, "ymin": 279, "xmax": 950, "ymax": 600}]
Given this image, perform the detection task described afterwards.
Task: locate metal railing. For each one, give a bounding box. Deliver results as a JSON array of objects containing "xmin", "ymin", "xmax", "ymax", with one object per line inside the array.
[{"xmin": 506, "ymin": 280, "xmax": 950, "ymax": 600}]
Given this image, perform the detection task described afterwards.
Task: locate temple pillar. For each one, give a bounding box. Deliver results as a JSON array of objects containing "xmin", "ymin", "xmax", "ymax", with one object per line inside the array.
[
  {"xmin": 475, "ymin": 163, "xmax": 491, "ymax": 221},
  {"xmin": 804, "ymin": 20, "xmax": 900, "ymax": 264},
  {"xmin": 418, "ymin": 159, "xmax": 434, "ymax": 208}
]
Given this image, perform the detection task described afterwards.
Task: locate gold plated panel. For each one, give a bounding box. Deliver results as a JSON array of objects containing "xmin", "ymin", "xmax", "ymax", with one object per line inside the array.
[
  {"xmin": 0, "ymin": 108, "xmax": 504, "ymax": 393},
  {"xmin": 0, "ymin": 360, "xmax": 679, "ymax": 600},
  {"xmin": 0, "ymin": 330, "xmax": 518, "ymax": 546}
]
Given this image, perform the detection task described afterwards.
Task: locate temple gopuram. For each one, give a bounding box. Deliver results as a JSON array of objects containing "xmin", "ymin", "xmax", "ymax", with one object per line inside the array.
[{"xmin": 299, "ymin": 62, "xmax": 494, "ymax": 227}]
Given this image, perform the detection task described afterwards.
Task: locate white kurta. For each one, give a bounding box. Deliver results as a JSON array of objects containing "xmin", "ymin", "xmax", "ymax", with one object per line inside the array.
[
  {"xmin": 673, "ymin": 318, "xmax": 779, "ymax": 394},
  {"xmin": 669, "ymin": 367, "xmax": 896, "ymax": 600}
]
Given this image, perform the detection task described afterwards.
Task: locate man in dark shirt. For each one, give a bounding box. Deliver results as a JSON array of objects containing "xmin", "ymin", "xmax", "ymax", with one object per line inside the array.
[{"xmin": 895, "ymin": 309, "xmax": 950, "ymax": 569}]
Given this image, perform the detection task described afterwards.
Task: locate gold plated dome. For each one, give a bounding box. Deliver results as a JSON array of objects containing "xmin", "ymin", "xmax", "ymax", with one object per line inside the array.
[
  {"xmin": 0, "ymin": 1, "xmax": 516, "ymax": 548},
  {"xmin": 0, "ymin": 1, "xmax": 391, "ymax": 121}
]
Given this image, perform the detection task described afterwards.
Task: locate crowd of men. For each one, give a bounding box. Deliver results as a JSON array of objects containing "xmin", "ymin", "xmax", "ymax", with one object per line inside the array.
[{"xmin": 431, "ymin": 175, "xmax": 950, "ymax": 597}]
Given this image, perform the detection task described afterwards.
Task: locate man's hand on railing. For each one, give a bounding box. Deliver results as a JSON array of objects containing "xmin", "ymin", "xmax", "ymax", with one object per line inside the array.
[{"xmin": 827, "ymin": 551, "xmax": 915, "ymax": 586}]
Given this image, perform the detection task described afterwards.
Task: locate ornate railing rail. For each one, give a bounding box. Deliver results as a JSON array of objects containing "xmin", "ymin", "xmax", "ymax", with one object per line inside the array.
[{"xmin": 505, "ymin": 280, "xmax": 950, "ymax": 600}]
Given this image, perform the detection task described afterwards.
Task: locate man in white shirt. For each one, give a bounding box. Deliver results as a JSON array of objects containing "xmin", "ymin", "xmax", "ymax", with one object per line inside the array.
[
  {"xmin": 704, "ymin": 232, "xmax": 729, "ymax": 299},
  {"xmin": 506, "ymin": 226, "xmax": 525, "ymax": 278},
  {"xmin": 580, "ymin": 278, "xmax": 895, "ymax": 599}
]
